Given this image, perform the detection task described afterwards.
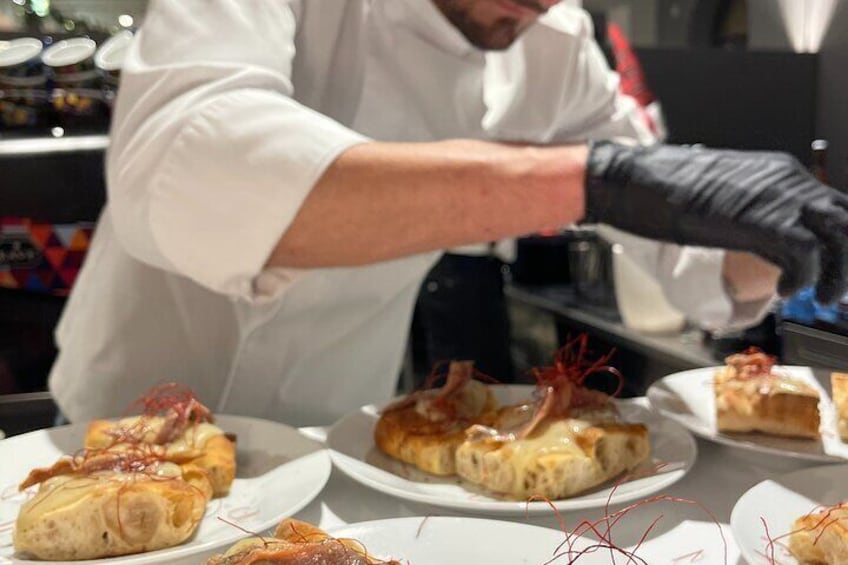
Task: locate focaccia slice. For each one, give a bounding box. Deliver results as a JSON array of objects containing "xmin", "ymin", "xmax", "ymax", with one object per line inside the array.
[
  {"xmin": 86, "ymin": 416, "xmax": 236, "ymax": 496},
  {"xmin": 833, "ymin": 373, "xmax": 848, "ymax": 442},
  {"xmin": 714, "ymin": 349, "xmax": 820, "ymax": 439},
  {"xmin": 789, "ymin": 504, "xmax": 848, "ymax": 565},
  {"xmin": 714, "ymin": 376, "xmax": 820, "ymax": 439},
  {"xmin": 14, "ymin": 463, "xmax": 208, "ymax": 560},
  {"xmin": 204, "ymin": 518, "xmax": 400, "ymax": 564},
  {"xmin": 455, "ymin": 405, "xmax": 650, "ymax": 500},
  {"xmin": 374, "ymin": 361, "xmax": 497, "ymax": 476}
]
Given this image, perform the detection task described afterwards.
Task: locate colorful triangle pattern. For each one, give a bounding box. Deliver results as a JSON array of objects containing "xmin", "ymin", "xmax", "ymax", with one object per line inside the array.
[{"xmin": 1, "ymin": 219, "xmax": 95, "ymax": 295}]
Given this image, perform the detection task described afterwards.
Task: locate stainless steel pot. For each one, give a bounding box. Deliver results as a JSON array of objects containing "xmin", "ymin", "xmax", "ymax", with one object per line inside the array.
[{"xmin": 568, "ymin": 229, "xmax": 616, "ymax": 309}]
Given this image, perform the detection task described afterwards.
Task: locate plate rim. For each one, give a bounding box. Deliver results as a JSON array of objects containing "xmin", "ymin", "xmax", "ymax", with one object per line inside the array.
[
  {"xmin": 327, "ymin": 385, "xmax": 697, "ymax": 514},
  {"xmin": 327, "ymin": 515, "xmax": 592, "ymax": 562},
  {"xmin": 0, "ymin": 414, "xmax": 332, "ymax": 565},
  {"xmin": 729, "ymin": 462, "xmax": 848, "ymax": 565},
  {"xmin": 646, "ymin": 365, "xmax": 842, "ymax": 463},
  {"xmin": 327, "ymin": 514, "xmax": 567, "ymax": 534}
]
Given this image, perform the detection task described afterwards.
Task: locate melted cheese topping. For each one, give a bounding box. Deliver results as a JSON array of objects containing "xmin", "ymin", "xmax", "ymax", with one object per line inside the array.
[
  {"xmin": 465, "ymin": 401, "xmax": 618, "ymax": 444},
  {"xmin": 497, "ymin": 418, "xmax": 597, "ymax": 497},
  {"xmin": 18, "ymin": 462, "xmax": 183, "ymax": 525},
  {"xmin": 108, "ymin": 416, "xmax": 223, "ymax": 455},
  {"xmin": 510, "ymin": 418, "xmax": 592, "ymax": 459},
  {"xmin": 717, "ymin": 375, "xmax": 819, "ymax": 398}
]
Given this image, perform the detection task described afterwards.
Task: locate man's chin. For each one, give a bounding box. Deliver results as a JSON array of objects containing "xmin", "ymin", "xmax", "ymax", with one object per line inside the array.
[{"xmin": 466, "ymin": 23, "xmax": 522, "ymax": 50}]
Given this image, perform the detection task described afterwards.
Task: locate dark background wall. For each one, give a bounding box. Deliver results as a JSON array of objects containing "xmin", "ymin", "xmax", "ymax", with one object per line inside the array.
[
  {"xmin": 636, "ymin": 47, "xmax": 818, "ymax": 164},
  {"xmin": 816, "ymin": 1, "xmax": 848, "ymax": 189}
]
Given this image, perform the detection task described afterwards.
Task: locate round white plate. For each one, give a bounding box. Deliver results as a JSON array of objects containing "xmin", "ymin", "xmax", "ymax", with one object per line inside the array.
[
  {"xmin": 41, "ymin": 38, "xmax": 96, "ymax": 67},
  {"xmin": 0, "ymin": 38, "xmax": 42, "ymax": 67},
  {"xmin": 94, "ymin": 30, "xmax": 134, "ymax": 71},
  {"xmin": 647, "ymin": 366, "xmax": 845, "ymax": 462},
  {"xmin": 0, "ymin": 415, "xmax": 331, "ymax": 565},
  {"xmin": 327, "ymin": 385, "xmax": 696, "ymax": 515},
  {"xmin": 329, "ymin": 516, "xmax": 607, "ymax": 564},
  {"xmin": 731, "ymin": 464, "xmax": 848, "ymax": 565}
]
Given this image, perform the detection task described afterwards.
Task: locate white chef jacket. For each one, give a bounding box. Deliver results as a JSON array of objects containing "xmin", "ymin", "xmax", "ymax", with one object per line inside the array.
[{"xmin": 49, "ymin": 0, "xmax": 758, "ymax": 426}]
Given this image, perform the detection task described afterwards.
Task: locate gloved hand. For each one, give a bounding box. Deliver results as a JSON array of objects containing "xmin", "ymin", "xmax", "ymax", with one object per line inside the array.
[{"xmin": 585, "ymin": 141, "xmax": 848, "ymax": 303}]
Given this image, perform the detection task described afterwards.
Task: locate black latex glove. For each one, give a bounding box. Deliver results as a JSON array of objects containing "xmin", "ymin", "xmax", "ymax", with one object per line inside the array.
[{"xmin": 585, "ymin": 141, "xmax": 848, "ymax": 303}]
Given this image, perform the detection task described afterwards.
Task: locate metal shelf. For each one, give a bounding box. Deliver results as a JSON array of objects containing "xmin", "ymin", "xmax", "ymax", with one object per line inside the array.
[
  {"xmin": 506, "ymin": 283, "xmax": 717, "ymax": 371},
  {"xmin": 0, "ymin": 134, "xmax": 109, "ymax": 157}
]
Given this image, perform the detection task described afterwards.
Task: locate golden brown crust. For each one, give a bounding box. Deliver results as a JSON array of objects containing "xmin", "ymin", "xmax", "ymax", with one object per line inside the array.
[
  {"xmin": 273, "ymin": 518, "xmax": 331, "ymax": 543},
  {"xmin": 714, "ymin": 348, "xmax": 821, "ymax": 439},
  {"xmin": 192, "ymin": 434, "xmax": 237, "ymax": 496},
  {"xmin": 374, "ymin": 379, "xmax": 497, "ymax": 476},
  {"xmin": 833, "ymin": 373, "xmax": 848, "ymax": 442},
  {"xmin": 714, "ymin": 377, "xmax": 821, "ymax": 439},
  {"xmin": 205, "ymin": 519, "xmax": 399, "ymax": 565},
  {"xmin": 13, "ymin": 472, "xmax": 207, "ymax": 561},
  {"xmin": 374, "ymin": 407, "xmax": 489, "ymax": 476},
  {"xmin": 789, "ymin": 505, "xmax": 848, "ymax": 565},
  {"xmin": 85, "ymin": 419, "xmax": 117, "ymax": 446}
]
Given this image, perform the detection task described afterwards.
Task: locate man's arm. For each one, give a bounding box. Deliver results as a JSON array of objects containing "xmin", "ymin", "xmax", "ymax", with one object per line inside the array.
[
  {"xmin": 498, "ymin": 5, "xmax": 780, "ymax": 322},
  {"xmin": 268, "ymin": 141, "xmax": 588, "ymax": 267},
  {"xmin": 111, "ymin": 2, "xmax": 846, "ymax": 305}
]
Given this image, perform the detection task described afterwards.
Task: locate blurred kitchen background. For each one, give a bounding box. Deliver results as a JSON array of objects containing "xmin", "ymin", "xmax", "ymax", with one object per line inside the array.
[{"xmin": 2, "ymin": 0, "xmax": 848, "ymax": 434}]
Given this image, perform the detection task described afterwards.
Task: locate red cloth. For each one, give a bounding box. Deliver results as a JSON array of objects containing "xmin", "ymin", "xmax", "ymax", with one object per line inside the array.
[{"xmin": 608, "ymin": 22, "xmax": 656, "ymax": 107}]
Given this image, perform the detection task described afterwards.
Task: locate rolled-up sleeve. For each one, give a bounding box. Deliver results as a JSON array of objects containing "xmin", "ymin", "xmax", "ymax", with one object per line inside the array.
[{"xmin": 106, "ymin": 0, "xmax": 367, "ymax": 301}]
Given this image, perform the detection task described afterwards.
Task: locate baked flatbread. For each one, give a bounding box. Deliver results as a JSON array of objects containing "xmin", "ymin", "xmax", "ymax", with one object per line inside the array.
[
  {"xmin": 456, "ymin": 403, "xmax": 649, "ymax": 500},
  {"xmin": 374, "ymin": 361, "xmax": 497, "ymax": 475},
  {"xmin": 205, "ymin": 518, "xmax": 401, "ymax": 564},
  {"xmin": 789, "ymin": 503, "xmax": 848, "ymax": 565},
  {"xmin": 456, "ymin": 336, "xmax": 649, "ymax": 500},
  {"xmin": 714, "ymin": 349, "xmax": 820, "ymax": 439},
  {"xmin": 14, "ymin": 453, "xmax": 208, "ymax": 560},
  {"xmin": 85, "ymin": 384, "xmax": 236, "ymax": 496}
]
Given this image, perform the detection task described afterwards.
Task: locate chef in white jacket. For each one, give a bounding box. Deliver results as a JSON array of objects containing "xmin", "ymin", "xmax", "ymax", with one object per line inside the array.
[{"xmin": 49, "ymin": 0, "xmax": 848, "ymax": 425}]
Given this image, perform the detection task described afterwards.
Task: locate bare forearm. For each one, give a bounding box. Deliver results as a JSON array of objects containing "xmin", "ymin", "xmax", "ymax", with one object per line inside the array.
[{"xmin": 268, "ymin": 139, "xmax": 588, "ymax": 268}]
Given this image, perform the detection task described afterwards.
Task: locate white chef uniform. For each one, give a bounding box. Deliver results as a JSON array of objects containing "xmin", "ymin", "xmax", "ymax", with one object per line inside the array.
[{"xmin": 49, "ymin": 0, "xmax": 761, "ymax": 426}]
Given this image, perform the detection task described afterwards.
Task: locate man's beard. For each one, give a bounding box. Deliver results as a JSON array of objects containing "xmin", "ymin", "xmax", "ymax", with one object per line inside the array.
[
  {"xmin": 435, "ymin": 2, "xmax": 532, "ymax": 51},
  {"xmin": 463, "ymin": 17, "xmax": 522, "ymax": 50}
]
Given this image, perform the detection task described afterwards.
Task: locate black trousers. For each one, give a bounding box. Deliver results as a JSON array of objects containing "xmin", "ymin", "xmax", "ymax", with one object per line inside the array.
[{"xmin": 414, "ymin": 253, "xmax": 514, "ymax": 383}]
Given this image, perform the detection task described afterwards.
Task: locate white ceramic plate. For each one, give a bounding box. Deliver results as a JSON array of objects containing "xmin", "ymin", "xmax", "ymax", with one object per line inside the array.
[
  {"xmin": 327, "ymin": 385, "xmax": 696, "ymax": 515},
  {"xmin": 0, "ymin": 415, "xmax": 331, "ymax": 565},
  {"xmin": 329, "ymin": 516, "xmax": 607, "ymax": 564},
  {"xmin": 730, "ymin": 464, "xmax": 848, "ymax": 565},
  {"xmin": 647, "ymin": 366, "xmax": 845, "ymax": 462}
]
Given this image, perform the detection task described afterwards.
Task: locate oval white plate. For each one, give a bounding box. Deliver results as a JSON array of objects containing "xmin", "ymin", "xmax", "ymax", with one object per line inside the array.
[
  {"xmin": 0, "ymin": 415, "xmax": 331, "ymax": 565},
  {"xmin": 730, "ymin": 464, "xmax": 848, "ymax": 565},
  {"xmin": 329, "ymin": 516, "xmax": 607, "ymax": 564},
  {"xmin": 327, "ymin": 385, "xmax": 696, "ymax": 515},
  {"xmin": 647, "ymin": 366, "xmax": 845, "ymax": 462}
]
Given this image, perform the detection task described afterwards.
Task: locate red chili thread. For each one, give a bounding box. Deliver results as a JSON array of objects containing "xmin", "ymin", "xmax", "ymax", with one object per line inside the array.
[
  {"xmin": 525, "ymin": 464, "xmax": 727, "ymax": 565},
  {"xmin": 760, "ymin": 501, "xmax": 848, "ymax": 564},
  {"xmin": 672, "ymin": 549, "xmax": 704, "ymax": 563}
]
